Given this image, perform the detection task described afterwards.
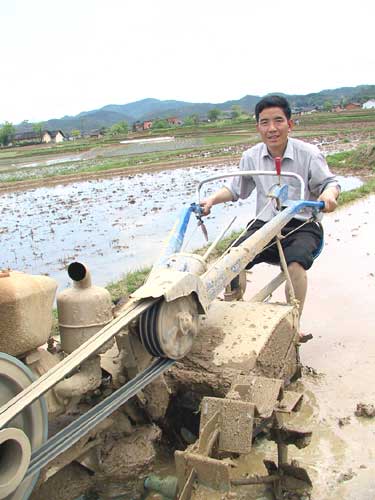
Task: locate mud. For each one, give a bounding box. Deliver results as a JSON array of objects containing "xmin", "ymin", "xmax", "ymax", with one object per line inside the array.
[
  {"xmin": 141, "ymin": 195, "xmax": 375, "ymax": 500},
  {"xmin": 232, "ymin": 194, "xmax": 375, "ymax": 500},
  {"xmin": 355, "ymin": 403, "xmax": 375, "ymax": 418}
]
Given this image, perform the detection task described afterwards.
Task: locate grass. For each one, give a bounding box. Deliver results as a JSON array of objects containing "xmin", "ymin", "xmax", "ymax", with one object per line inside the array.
[
  {"xmin": 327, "ymin": 144, "xmax": 375, "ymax": 172},
  {"xmin": 106, "ymin": 268, "xmax": 151, "ymax": 302},
  {"xmin": 338, "ymin": 178, "xmax": 375, "ymax": 204},
  {"xmin": 203, "ymin": 134, "xmax": 250, "ymax": 145}
]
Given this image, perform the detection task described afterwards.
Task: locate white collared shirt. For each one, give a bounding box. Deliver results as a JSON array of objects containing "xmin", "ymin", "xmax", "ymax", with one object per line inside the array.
[{"xmin": 228, "ymin": 137, "xmax": 339, "ymax": 221}]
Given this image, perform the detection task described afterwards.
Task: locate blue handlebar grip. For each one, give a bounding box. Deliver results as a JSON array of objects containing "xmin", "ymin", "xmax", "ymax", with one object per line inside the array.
[
  {"xmin": 317, "ymin": 201, "xmax": 325, "ymax": 210},
  {"xmin": 190, "ymin": 202, "xmax": 203, "ymax": 215}
]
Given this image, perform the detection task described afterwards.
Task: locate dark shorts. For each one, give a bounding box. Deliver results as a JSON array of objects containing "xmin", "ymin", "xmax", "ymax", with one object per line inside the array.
[{"xmin": 234, "ymin": 218, "xmax": 324, "ymax": 271}]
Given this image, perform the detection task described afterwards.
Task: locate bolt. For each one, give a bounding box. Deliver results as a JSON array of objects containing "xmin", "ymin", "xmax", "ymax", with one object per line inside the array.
[{"xmin": 176, "ymin": 312, "xmax": 194, "ymax": 336}]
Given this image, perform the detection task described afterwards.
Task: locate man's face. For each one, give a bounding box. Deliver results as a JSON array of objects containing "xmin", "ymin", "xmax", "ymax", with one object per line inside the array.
[{"xmin": 256, "ymin": 106, "xmax": 293, "ymax": 154}]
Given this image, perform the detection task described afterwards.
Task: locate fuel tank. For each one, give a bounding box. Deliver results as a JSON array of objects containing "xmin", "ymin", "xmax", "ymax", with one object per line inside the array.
[{"xmin": 0, "ymin": 270, "xmax": 57, "ymax": 356}]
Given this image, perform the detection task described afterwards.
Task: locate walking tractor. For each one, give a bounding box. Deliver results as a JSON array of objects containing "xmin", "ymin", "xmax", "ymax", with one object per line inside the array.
[{"xmin": 0, "ymin": 162, "xmax": 324, "ymax": 500}]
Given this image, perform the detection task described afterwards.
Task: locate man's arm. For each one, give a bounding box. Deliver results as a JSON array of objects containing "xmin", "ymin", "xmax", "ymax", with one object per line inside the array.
[
  {"xmin": 200, "ymin": 187, "xmax": 234, "ymax": 215},
  {"xmin": 318, "ymin": 185, "xmax": 340, "ymax": 213},
  {"xmin": 307, "ymin": 149, "xmax": 340, "ymax": 214}
]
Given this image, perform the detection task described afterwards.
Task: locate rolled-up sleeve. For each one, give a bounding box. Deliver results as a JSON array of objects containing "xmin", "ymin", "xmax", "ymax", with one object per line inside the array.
[
  {"xmin": 227, "ymin": 152, "xmax": 256, "ymax": 201},
  {"xmin": 308, "ymin": 152, "xmax": 340, "ymax": 197}
]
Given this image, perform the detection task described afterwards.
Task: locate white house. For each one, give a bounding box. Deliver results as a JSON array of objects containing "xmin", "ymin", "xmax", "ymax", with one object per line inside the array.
[
  {"xmin": 362, "ymin": 99, "xmax": 375, "ymax": 109},
  {"xmin": 42, "ymin": 130, "xmax": 65, "ymax": 143}
]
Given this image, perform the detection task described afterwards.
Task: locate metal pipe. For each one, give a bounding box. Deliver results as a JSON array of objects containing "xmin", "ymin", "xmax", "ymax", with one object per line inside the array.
[
  {"xmin": 68, "ymin": 262, "xmax": 92, "ymax": 289},
  {"xmin": 154, "ymin": 206, "xmax": 193, "ymax": 269},
  {"xmin": 249, "ymin": 271, "xmax": 286, "ymax": 303},
  {"xmin": 0, "ymin": 427, "xmax": 31, "ymax": 499},
  {"xmin": 202, "ymin": 216, "xmax": 236, "ymax": 262},
  {"xmin": 276, "ymin": 237, "xmax": 295, "ymax": 301},
  {"xmin": 196, "ymin": 170, "xmax": 306, "ymax": 204}
]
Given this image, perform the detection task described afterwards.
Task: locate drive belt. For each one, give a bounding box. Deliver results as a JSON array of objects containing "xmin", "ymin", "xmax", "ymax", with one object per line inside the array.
[
  {"xmin": 26, "ymin": 357, "xmax": 175, "ymax": 478},
  {"xmin": 0, "ymin": 297, "xmax": 157, "ymax": 430}
]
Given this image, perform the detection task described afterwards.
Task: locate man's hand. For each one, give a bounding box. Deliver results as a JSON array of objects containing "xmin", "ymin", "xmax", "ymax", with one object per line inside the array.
[
  {"xmin": 200, "ymin": 198, "xmax": 214, "ymax": 216},
  {"xmin": 318, "ymin": 186, "xmax": 339, "ymax": 213},
  {"xmin": 199, "ymin": 187, "xmax": 234, "ymax": 216}
]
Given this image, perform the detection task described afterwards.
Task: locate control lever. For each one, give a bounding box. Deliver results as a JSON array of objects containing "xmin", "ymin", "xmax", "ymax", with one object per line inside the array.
[
  {"xmin": 190, "ymin": 203, "xmax": 208, "ymax": 242},
  {"xmin": 275, "ymin": 156, "xmax": 282, "ymax": 185}
]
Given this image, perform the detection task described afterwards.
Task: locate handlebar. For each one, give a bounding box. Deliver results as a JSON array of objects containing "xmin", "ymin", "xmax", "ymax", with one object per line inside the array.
[{"xmin": 196, "ymin": 170, "xmax": 306, "ymax": 204}]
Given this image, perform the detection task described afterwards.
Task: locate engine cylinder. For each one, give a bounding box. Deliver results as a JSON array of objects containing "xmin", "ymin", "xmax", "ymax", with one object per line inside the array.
[{"xmin": 57, "ymin": 262, "xmax": 113, "ymax": 354}]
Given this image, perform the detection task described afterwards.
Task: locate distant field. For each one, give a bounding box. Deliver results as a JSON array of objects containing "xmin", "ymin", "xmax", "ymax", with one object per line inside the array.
[{"xmin": 0, "ymin": 110, "xmax": 374, "ymax": 185}]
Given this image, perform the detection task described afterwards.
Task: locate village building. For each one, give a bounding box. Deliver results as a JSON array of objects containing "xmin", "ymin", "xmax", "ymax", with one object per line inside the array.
[
  {"xmin": 362, "ymin": 99, "xmax": 375, "ymax": 109},
  {"xmin": 87, "ymin": 129, "xmax": 104, "ymax": 139},
  {"xmin": 14, "ymin": 129, "xmax": 66, "ymax": 144},
  {"xmin": 344, "ymin": 102, "xmax": 361, "ymax": 111},
  {"xmin": 14, "ymin": 131, "xmax": 41, "ymax": 143},
  {"xmin": 132, "ymin": 120, "xmax": 153, "ymax": 132},
  {"xmin": 142, "ymin": 120, "xmax": 153, "ymax": 130},
  {"xmin": 42, "ymin": 130, "xmax": 65, "ymax": 143},
  {"xmin": 166, "ymin": 116, "xmax": 183, "ymax": 126}
]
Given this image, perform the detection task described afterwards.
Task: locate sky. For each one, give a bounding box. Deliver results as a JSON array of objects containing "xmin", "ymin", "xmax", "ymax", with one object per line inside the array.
[{"xmin": 1, "ymin": 0, "xmax": 374, "ymax": 124}]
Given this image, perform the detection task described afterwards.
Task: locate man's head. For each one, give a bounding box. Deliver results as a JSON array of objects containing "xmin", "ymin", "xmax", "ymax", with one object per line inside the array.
[
  {"xmin": 255, "ymin": 95, "xmax": 291, "ymax": 122},
  {"xmin": 255, "ymin": 95, "xmax": 293, "ymax": 157}
]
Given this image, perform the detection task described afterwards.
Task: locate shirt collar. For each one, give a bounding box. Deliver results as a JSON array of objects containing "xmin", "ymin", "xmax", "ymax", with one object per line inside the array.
[{"xmin": 261, "ymin": 138, "xmax": 294, "ymax": 161}]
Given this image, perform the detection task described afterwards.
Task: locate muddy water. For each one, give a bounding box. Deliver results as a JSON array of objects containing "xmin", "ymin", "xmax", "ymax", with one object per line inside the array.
[
  {"xmin": 237, "ymin": 195, "xmax": 375, "ymax": 499},
  {"xmin": 0, "ymin": 164, "xmax": 250, "ymax": 289},
  {"xmin": 0, "ymin": 166, "xmax": 362, "ymax": 291}
]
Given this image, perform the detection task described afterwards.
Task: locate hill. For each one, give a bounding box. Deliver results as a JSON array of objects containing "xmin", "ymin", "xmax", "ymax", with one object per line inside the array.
[{"xmin": 15, "ymin": 85, "xmax": 375, "ymax": 134}]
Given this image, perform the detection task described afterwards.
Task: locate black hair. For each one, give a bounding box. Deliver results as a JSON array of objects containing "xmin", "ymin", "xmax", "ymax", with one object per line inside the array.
[{"xmin": 255, "ymin": 95, "xmax": 292, "ymax": 122}]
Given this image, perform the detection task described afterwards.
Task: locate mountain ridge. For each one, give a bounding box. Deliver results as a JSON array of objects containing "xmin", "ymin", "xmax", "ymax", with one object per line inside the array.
[{"xmin": 16, "ymin": 85, "xmax": 375, "ymax": 133}]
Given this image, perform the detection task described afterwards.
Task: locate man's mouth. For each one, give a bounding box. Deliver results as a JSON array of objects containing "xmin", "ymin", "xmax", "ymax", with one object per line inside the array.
[{"xmin": 267, "ymin": 135, "xmax": 279, "ymax": 141}]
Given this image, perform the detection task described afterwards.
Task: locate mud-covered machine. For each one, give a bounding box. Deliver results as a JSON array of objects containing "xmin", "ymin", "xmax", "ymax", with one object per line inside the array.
[{"xmin": 0, "ymin": 166, "xmax": 324, "ymax": 500}]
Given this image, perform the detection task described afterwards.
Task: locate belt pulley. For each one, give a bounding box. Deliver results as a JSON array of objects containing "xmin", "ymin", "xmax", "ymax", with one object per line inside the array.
[{"xmin": 138, "ymin": 296, "xmax": 199, "ymax": 359}]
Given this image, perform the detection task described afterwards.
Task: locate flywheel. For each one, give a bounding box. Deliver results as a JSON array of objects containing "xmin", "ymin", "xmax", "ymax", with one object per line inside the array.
[
  {"xmin": 139, "ymin": 296, "xmax": 199, "ymax": 359},
  {"xmin": 0, "ymin": 353, "xmax": 48, "ymax": 500}
]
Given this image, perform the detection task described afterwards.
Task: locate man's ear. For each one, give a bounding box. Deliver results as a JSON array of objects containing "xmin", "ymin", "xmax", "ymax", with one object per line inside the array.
[{"xmin": 288, "ymin": 119, "xmax": 294, "ymax": 132}]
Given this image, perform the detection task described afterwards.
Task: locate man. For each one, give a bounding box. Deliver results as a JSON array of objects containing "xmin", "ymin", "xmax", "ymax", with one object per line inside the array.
[{"xmin": 200, "ymin": 95, "xmax": 340, "ymax": 339}]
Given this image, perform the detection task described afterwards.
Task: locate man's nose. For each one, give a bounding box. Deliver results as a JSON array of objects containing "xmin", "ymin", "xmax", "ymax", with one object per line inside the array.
[{"xmin": 268, "ymin": 120, "xmax": 277, "ymax": 131}]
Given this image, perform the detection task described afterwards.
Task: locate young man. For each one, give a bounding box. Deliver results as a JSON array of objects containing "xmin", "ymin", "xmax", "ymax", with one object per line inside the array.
[{"xmin": 200, "ymin": 95, "xmax": 340, "ymax": 338}]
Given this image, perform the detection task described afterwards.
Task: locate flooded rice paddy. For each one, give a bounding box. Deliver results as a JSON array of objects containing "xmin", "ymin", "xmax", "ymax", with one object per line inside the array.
[
  {"xmin": 0, "ymin": 137, "xmax": 205, "ymax": 182},
  {"xmin": 1, "ymin": 165, "xmax": 362, "ymax": 291}
]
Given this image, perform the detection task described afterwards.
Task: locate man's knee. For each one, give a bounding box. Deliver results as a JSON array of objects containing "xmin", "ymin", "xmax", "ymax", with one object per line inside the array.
[{"xmin": 287, "ymin": 261, "xmax": 305, "ymax": 273}]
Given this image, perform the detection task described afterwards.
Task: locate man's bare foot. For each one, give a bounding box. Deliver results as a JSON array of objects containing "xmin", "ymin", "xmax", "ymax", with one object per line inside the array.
[{"xmin": 299, "ymin": 333, "xmax": 313, "ymax": 343}]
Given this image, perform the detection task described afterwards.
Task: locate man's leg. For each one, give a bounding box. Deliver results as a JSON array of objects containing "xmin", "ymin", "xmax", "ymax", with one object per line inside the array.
[
  {"xmin": 285, "ymin": 261, "xmax": 307, "ymax": 318},
  {"xmin": 282, "ymin": 222, "xmax": 323, "ymax": 340}
]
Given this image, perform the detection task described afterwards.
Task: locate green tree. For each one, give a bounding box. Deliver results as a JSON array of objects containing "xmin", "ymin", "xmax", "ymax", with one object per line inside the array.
[
  {"xmin": 152, "ymin": 120, "xmax": 169, "ymax": 129},
  {"xmin": 0, "ymin": 122, "xmax": 15, "ymax": 146},
  {"xmin": 71, "ymin": 129, "xmax": 81, "ymax": 139},
  {"xmin": 32, "ymin": 122, "xmax": 44, "ymax": 142},
  {"xmin": 109, "ymin": 121, "xmax": 129, "ymax": 136},
  {"xmin": 183, "ymin": 114, "xmax": 200, "ymax": 126},
  {"xmin": 190, "ymin": 113, "xmax": 200, "ymax": 125},
  {"xmin": 231, "ymin": 105, "xmax": 242, "ymax": 119},
  {"xmin": 323, "ymin": 100, "xmax": 333, "ymax": 112},
  {"xmin": 208, "ymin": 108, "xmax": 221, "ymax": 122}
]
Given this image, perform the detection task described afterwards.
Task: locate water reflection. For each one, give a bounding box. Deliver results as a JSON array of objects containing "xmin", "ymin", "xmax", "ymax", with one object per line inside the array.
[{"xmin": 0, "ymin": 167, "xmax": 362, "ymax": 291}]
